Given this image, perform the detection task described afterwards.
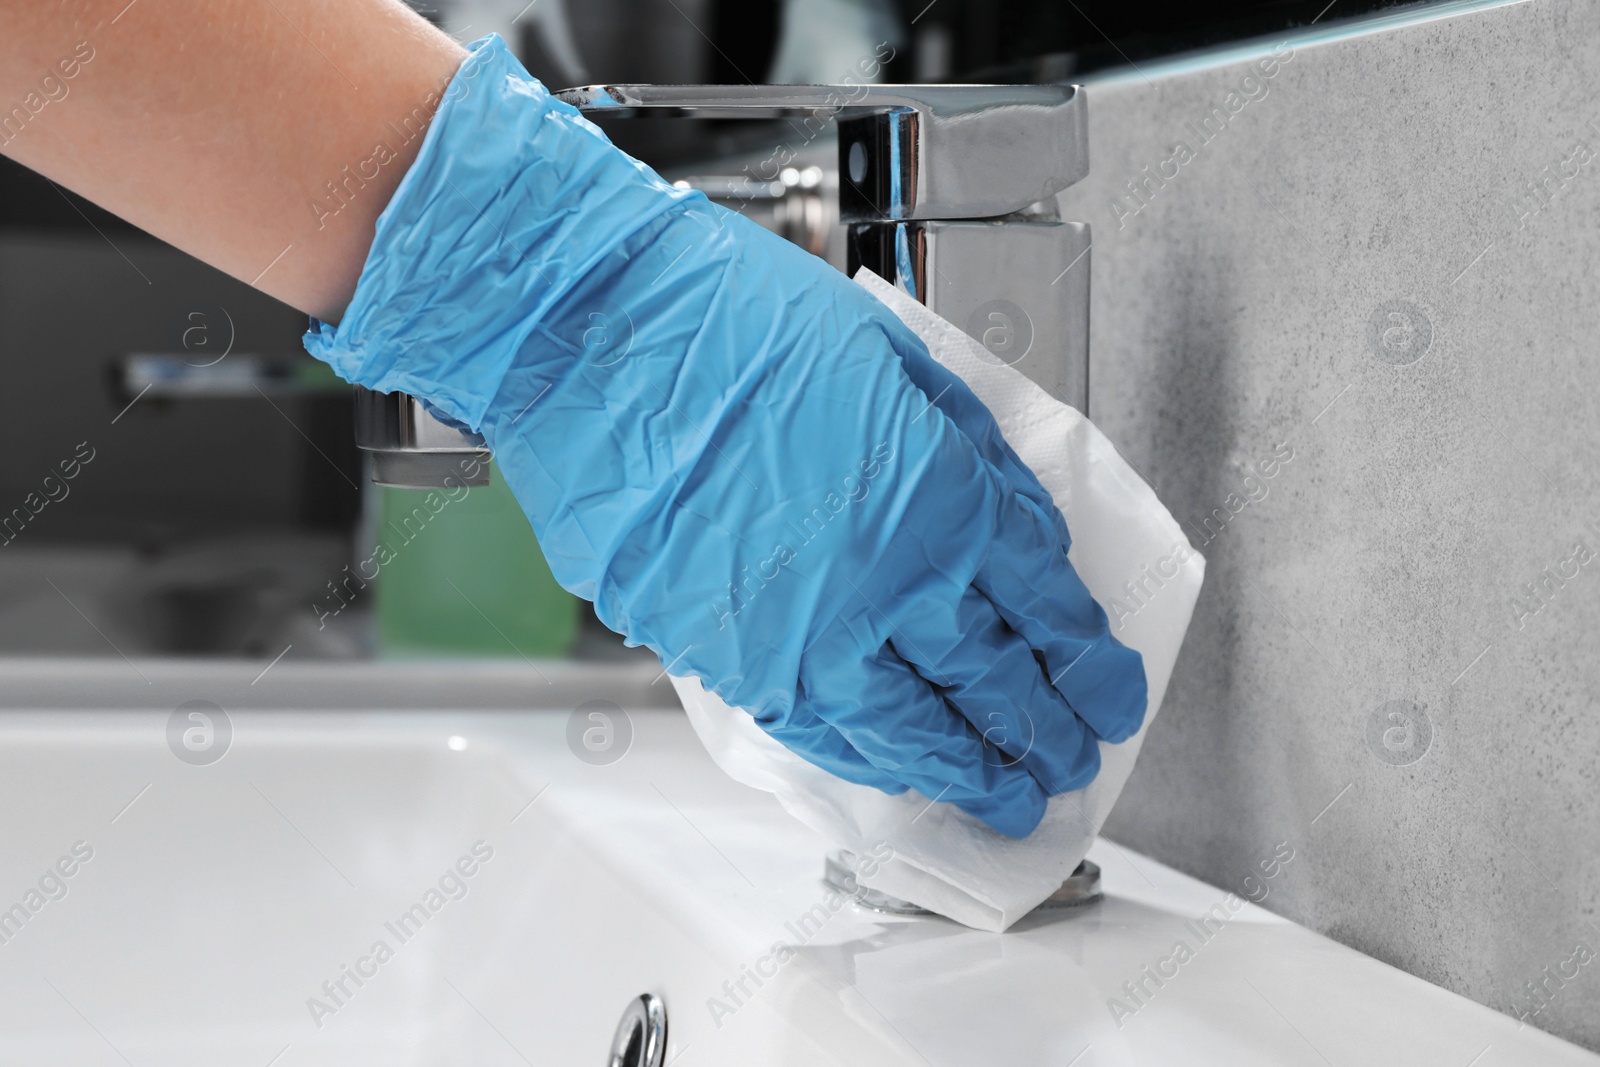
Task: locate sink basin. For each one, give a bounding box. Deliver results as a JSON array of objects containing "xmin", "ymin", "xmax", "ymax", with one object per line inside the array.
[{"xmin": 1, "ymin": 705, "xmax": 1593, "ymax": 1066}]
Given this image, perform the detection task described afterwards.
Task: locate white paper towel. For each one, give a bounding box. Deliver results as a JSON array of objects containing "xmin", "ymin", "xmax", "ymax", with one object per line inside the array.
[{"xmin": 670, "ymin": 269, "xmax": 1205, "ymax": 931}]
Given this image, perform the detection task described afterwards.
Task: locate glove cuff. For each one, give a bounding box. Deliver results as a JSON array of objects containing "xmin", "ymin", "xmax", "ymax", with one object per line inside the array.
[{"xmin": 302, "ymin": 33, "xmax": 694, "ymax": 429}]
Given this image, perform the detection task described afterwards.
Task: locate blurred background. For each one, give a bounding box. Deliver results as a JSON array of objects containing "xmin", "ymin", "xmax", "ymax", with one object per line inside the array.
[{"xmin": 0, "ymin": 0, "xmax": 1419, "ymax": 664}]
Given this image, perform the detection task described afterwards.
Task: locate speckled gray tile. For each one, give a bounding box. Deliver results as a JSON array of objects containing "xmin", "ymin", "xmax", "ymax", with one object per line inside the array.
[{"xmin": 1059, "ymin": 0, "xmax": 1600, "ymax": 1050}]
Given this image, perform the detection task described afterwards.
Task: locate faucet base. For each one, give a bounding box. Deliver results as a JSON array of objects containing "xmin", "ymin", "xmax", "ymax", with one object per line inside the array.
[{"xmin": 823, "ymin": 851, "xmax": 1101, "ymax": 917}]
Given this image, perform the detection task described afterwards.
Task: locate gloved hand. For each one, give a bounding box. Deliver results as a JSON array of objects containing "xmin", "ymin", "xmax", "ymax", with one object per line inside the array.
[{"xmin": 305, "ymin": 35, "xmax": 1146, "ymax": 837}]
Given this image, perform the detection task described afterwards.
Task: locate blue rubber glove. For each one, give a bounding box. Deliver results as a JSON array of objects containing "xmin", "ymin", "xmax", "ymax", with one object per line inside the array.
[{"xmin": 305, "ymin": 36, "xmax": 1146, "ymax": 837}]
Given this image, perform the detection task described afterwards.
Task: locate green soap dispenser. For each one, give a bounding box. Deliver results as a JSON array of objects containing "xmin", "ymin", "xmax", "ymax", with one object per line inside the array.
[{"xmin": 373, "ymin": 462, "xmax": 578, "ymax": 658}]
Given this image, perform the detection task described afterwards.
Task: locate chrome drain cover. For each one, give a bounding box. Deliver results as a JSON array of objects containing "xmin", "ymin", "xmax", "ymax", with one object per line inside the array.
[{"xmin": 607, "ymin": 993, "xmax": 666, "ymax": 1067}]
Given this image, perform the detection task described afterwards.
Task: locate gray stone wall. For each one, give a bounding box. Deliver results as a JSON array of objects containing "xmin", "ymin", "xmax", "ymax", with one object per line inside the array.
[{"xmin": 1067, "ymin": 0, "xmax": 1600, "ymax": 1049}]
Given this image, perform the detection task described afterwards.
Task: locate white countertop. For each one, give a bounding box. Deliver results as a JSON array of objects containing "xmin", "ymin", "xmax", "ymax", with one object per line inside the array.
[{"xmin": 0, "ymin": 701, "xmax": 1589, "ymax": 1065}]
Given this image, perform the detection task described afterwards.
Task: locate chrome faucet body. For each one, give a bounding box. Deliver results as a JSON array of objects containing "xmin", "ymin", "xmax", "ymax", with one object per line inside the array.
[{"xmin": 354, "ymin": 82, "xmax": 1092, "ymax": 487}]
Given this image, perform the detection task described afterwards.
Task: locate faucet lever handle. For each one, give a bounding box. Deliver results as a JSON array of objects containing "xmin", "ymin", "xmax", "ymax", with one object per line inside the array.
[{"xmin": 555, "ymin": 83, "xmax": 1088, "ymax": 222}]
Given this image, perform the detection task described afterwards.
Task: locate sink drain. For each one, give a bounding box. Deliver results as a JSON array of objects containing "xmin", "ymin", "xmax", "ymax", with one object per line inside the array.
[{"xmin": 607, "ymin": 993, "xmax": 667, "ymax": 1067}]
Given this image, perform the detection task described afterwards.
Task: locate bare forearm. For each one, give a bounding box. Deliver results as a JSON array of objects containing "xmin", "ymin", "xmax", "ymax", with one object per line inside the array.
[{"xmin": 0, "ymin": 0, "xmax": 465, "ymax": 320}]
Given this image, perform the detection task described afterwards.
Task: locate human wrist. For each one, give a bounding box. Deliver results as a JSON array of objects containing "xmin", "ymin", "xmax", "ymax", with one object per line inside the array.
[{"xmin": 302, "ymin": 33, "xmax": 691, "ymax": 428}]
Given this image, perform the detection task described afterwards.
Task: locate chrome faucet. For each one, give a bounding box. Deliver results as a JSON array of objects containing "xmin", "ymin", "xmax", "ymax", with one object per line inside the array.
[
  {"xmin": 353, "ymin": 386, "xmax": 490, "ymax": 488},
  {"xmin": 354, "ymin": 82, "xmax": 1091, "ymax": 488}
]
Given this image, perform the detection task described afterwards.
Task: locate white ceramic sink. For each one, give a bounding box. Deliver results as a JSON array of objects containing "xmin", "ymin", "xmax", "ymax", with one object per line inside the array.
[{"xmin": 0, "ymin": 702, "xmax": 1593, "ymax": 1066}]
